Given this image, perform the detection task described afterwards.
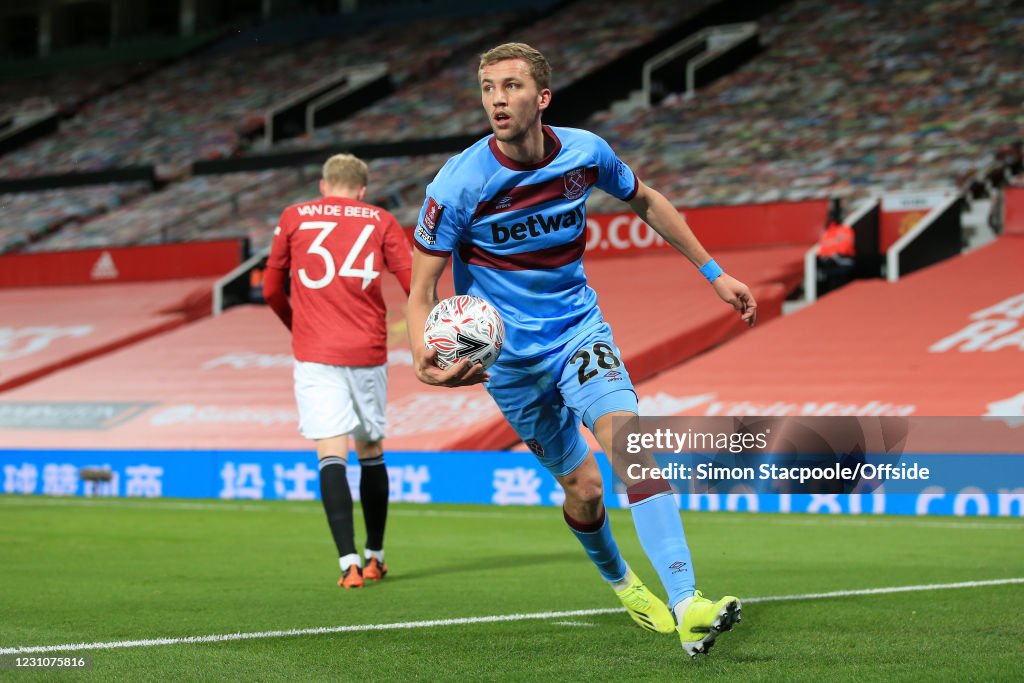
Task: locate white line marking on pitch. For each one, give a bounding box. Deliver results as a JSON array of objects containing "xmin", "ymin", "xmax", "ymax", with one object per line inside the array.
[{"xmin": 1, "ymin": 578, "xmax": 1021, "ymax": 655}]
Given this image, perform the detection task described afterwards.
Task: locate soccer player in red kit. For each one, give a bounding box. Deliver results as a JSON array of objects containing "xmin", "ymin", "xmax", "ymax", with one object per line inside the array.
[{"xmin": 264, "ymin": 154, "xmax": 412, "ymax": 588}]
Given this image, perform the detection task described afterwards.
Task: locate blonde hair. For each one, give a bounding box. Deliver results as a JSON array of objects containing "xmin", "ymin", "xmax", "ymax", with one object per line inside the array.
[
  {"xmin": 479, "ymin": 42, "xmax": 551, "ymax": 90},
  {"xmin": 322, "ymin": 153, "xmax": 368, "ymax": 190}
]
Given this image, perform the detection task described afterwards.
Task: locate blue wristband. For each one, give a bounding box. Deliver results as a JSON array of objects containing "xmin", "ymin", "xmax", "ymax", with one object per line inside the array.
[{"xmin": 699, "ymin": 259, "xmax": 723, "ymax": 283}]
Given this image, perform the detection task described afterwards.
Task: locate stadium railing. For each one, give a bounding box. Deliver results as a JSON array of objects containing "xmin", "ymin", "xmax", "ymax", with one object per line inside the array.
[
  {"xmin": 212, "ymin": 246, "xmax": 270, "ymax": 316},
  {"xmin": 0, "ymin": 110, "xmax": 59, "ymax": 158},
  {"xmin": 305, "ymin": 65, "xmax": 391, "ymax": 139},
  {"xmin": 642, "ymin": 22, "xmax": 760, "ymax": 107},
  {"xmin": 263, "ymin": 63, "xmax": 390, "ymax": 145},
  {"xmin": 885, "ymin": 192, "xmax": 965, "ymax": 282}
]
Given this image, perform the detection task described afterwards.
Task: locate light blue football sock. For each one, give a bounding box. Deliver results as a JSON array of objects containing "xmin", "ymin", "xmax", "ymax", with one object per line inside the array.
[
  {"xmin": 630, "ymin": 492, "xmax": 695, "ymax": 609},
  {"xmin": 564, "ymin": 507, "xmax": 628, "ymax": 583}
]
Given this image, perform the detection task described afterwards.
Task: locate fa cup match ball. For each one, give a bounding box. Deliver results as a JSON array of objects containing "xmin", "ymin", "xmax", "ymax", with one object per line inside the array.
[{"xmin": 424, "ymin": 295, "xmax": 505, "ymax": 370}]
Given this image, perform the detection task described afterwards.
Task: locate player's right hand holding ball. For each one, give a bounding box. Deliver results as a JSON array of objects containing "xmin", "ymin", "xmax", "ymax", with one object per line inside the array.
[{"xmin": 413, "ymin": 345, "xmax": 490, "ymax": 387}]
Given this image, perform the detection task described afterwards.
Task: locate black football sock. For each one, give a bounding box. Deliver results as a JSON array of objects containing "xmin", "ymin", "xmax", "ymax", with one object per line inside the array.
[
  {"xmin": 359, "ymin": 457, "xmax": 389, "ymax": 552},
  {"xmin": 319, "ymin": 457, "xmax": 357, "ymax": 558}
]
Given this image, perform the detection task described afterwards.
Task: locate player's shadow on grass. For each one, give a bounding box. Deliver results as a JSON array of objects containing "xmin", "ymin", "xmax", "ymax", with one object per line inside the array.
[{"xmin": 387, "ymin": 550, "xmax": 582, "ymax": 583}]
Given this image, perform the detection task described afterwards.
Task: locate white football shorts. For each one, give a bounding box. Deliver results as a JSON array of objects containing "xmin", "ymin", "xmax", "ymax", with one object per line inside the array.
[{"xmin": 293, "ymin": 361, "xmax": 388, "ymax": 441}]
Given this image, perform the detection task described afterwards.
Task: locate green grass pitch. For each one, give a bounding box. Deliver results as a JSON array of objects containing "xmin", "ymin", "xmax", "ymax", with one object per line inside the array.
[{"xmin": 1, "ymin": 496, "xmax": 1022, "ymax": 681}]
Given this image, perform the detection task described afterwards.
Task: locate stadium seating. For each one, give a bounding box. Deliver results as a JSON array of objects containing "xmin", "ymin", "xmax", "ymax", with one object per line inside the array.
[
  {"xmin": 0, "ymin": 183, "xmax": 149, "ymax": 253},
  {"xmin": 0, "ymin": 12, "xmax": 526, "ymax": 179},
  {"xmin": 586, "ymin": 0, "xmax": 1024, "ymax": 211},
  {"xmin": 7, "ymin": 0, "xmax": 1021, "ymax": 253},
  {"xmin": 23, "ymin": 170, "xmax": 302, "ymax": 252},
  {"xmin": 0, "ymin": 62, "xmax": 157, "ymax": 118},
  {"xmin": 7, "ymin": 156, "xmax": 446, "ymax": 254},
  {"xmin": 298, "ymin": 0, "xmax": 719, "ymax": 146},
  {"xmin": 237, "ymin": 0, "xmax": 1024, "ymax": 235}
]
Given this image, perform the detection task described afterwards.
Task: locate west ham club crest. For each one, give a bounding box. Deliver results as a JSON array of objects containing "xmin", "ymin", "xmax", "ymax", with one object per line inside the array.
[{"xmin": 562, "ymin": 167, "xmax": 587, "ymax": 201}]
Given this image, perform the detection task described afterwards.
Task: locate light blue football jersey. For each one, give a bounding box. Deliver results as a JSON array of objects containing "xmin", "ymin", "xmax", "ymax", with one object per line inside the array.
[{"xmin": 414, "ymin": 125, "xmax": 638, "ymax": 362}]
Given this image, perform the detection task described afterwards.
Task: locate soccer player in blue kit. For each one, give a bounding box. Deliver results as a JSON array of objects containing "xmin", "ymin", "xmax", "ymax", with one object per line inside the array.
[{"xmin": 408, "ymin": 43, "xmax": 757, "ymax": 658}]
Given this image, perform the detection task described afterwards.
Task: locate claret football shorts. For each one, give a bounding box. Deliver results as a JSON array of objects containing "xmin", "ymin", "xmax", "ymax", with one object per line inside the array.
[
  {"xmin": 485, "ymin": 322, "xmax": 638, "ymax": 477},
  {"xmin": 293, "ymin": 361, "xmax": 388, "ymax": 441}
]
